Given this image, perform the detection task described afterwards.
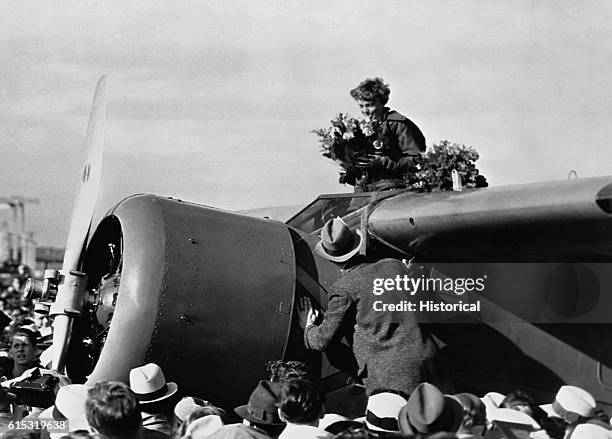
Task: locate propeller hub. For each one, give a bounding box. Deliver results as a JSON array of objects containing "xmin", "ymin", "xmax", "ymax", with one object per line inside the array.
[{"xmin": 23, "ymin": 270, "xmax": 60, "ymax": 302}]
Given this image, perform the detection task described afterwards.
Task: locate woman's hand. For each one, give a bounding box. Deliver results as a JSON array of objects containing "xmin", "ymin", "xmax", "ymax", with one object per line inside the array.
[{"xmin": 354, "ymin": 154, "xmax": 394, "ymax": 169}]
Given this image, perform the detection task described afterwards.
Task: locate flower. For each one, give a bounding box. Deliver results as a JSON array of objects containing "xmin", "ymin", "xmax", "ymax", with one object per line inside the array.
[
  {"xmin": 359, "ymin": 118, "xmax": 376, "ymax": 137},
  {"xmin": 312, "ymin": 111, "xmax": 392, "ymax": 186},
  {"xmin": 313, "ymin": 112, "xmax": 487, "ymax": 191},
  {"xmin": 404, "ymin": 140, "xmax": 488, "ymax": 192}
]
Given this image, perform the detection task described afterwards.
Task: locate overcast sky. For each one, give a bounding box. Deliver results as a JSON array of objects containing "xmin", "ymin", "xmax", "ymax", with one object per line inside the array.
[{"xmin": 2, "ymin": 1, "xmax": 612, "ymax": 247}]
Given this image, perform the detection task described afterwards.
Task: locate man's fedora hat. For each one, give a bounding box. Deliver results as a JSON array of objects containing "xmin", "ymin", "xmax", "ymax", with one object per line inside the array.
[
  {"xmin": 399, "ymin": 382, "xmax": 464, "ymax": 435},
  {"xmin": 540, "ymin": 385, "xmax": 596, "ymax": 422},
  {"xmin": 174, "ymin": 396, "xmax": 222, "ymax": 422},
  {"xmin": 365, "ymin": 391, "xmax": 408, "ymax": 432},
  {"xmin": 487, "ymin": 407, "xmax": 540, "ymax": 429},
  {"xmin": 480, "ymin": 391, "xmax": 504, "ymax": 418},
  {"xmin": 55, "ymin": 384, "xmax": 88, "ymax": 421},
  {"xmin": 568, "ymin": 420, "xmax": 612, "ymax": 439},
  {"xmin": 569, "ymin": 422, "xmax": 611, "ymax": 439},
  {"xmin": 315, "ymin": 217, "xmax": 363, "ymax": 263},
  {"xmin": 129, "ymin": 363, "xmax": 178, "ymax": 404},
  {"xmin": 39, "ymin": 384, "xmax": 91, "ymax": 437},
  {"xmin": 185, "ymin": 415, "xmax": 225, "ymax": 438},
  {"xmin": 234, "ymin": 380, "xmax": 285, "ymax": 426}
]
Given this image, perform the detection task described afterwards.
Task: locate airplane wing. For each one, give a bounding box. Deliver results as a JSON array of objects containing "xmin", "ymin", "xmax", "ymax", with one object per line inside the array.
[{"xmin": 240, "ymin": 204, "xmax": 306, "ymax": 222}]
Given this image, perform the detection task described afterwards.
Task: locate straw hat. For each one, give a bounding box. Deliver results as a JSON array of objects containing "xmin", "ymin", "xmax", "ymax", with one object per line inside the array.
[
  {"xmin": 129, "ymin": 363, "xmax": 178, "ymax": 404},
  {"xmin": 540, "ymin": 385, "xmax": 596, "ymax": 422},
  {"xmin": 365, "ymin": 392, "xmax": 407, "ymax": 432}
]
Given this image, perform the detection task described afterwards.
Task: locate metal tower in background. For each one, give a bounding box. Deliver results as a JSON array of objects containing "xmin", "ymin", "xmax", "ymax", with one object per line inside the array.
[{"xmin": 0, "ymin": 196, "xmax": 39, "ymax": 266}]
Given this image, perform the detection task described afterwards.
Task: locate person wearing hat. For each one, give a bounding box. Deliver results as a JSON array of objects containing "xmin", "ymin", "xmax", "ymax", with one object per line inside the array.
[
  {"xmin": 298, "ymin": 217, "xmax": 439, "ymax": 396},
  {"xmin": 318, "ymin": 413, "xmax": 364, "ymax": 435},
  {"xmin": 564, "ymin": 419, "xmax": 612, "ymax": 439},
  {"xmin": 398, "ymin": 382, "xmax": 464, "ymax": 435},
  {"xmin": 37, "ymin": 383, "xmax": 91, "ymax": 438},
  {"xmin": 451, "ymin": 393, "xmax": 487, "ymax": 438},
  {"xmin": 182, "ymin": 415, "xmax": 225, "ymax": 439},
  {"xmin": 538, "ymin": 385, "xmax": 598, "ymax": 439},
  {"xmin": 208, "ymin": 380, "xmax": 286, "ymax": 439},
  {"xmin": 129, "ymin": 363, "xmax": 178, "ymax": 437},
  {"xmin": 34, "ymin": 303, "xmax": 53, "ymax": 348},
  {"xmin": 540, "ymin": 385, "xmax": 596, "ymax": 425},
  {"xmin": 363, "ymin": 390, "xmax": 408, "ymax": 433},
  {"xmin": 173, "ymin": 397, "xmax": 228, "ymax": 437},
  {"xmin": 9, "ymin": 307, "xmax": 31, "ymax": 329}
]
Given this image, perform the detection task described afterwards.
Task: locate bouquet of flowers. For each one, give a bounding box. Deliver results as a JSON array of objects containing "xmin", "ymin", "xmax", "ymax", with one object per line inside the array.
[
  {"xmin": 312, "ymin": 113, "xmax": 386, "ymax": 185},
  {"xmin": 313, "ymin": 116, "xmax": 488, "ymax": 192},
  {"xmin": 405, "ymin": 140, "xmax": 488, "ymax": 192}
]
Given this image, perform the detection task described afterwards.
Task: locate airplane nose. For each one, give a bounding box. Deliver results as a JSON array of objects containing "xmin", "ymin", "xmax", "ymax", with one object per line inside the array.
[
  {"xmin": 596, "ymin": 182, "xmax": 612, "ymax": 213},
  {"xmin": 84, "ymin": 194, "xmax": 296, "ymax": 409}
]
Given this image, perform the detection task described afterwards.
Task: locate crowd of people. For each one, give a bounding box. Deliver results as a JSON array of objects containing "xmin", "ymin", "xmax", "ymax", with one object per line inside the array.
[
  {"xmin": 0, "ymin": 262, "xmax": 52, "ymax": 371},
  {"xmin": 1, "ymin": 358, "xmax": 611, "ymax": 439}
]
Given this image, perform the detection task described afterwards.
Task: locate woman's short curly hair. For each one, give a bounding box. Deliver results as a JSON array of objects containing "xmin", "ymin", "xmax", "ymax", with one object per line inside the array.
[{"xmin": 350, "ymin": 78, "xmax": 390, "ymax": 105}]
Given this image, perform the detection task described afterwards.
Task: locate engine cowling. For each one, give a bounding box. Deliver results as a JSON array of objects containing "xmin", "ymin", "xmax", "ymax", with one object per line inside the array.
[{"xmin": 81, "ymin": 194, "xmax": 296, "ymax": 407}]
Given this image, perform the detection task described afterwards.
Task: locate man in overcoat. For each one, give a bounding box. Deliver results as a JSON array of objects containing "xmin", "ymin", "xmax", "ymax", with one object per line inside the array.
[{"xmin": 298, "ymin": 218, "xmax": 439, "ymax": 396}]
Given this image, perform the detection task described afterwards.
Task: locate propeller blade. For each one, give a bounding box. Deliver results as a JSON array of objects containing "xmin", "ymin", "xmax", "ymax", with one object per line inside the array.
[
  {"xmin": 50, "ymin": 76, "xmax": 108, "ymax": 372},
  {"xmin": 62, "ymin": 75, "xmax": 107, "ymax": 270}
]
